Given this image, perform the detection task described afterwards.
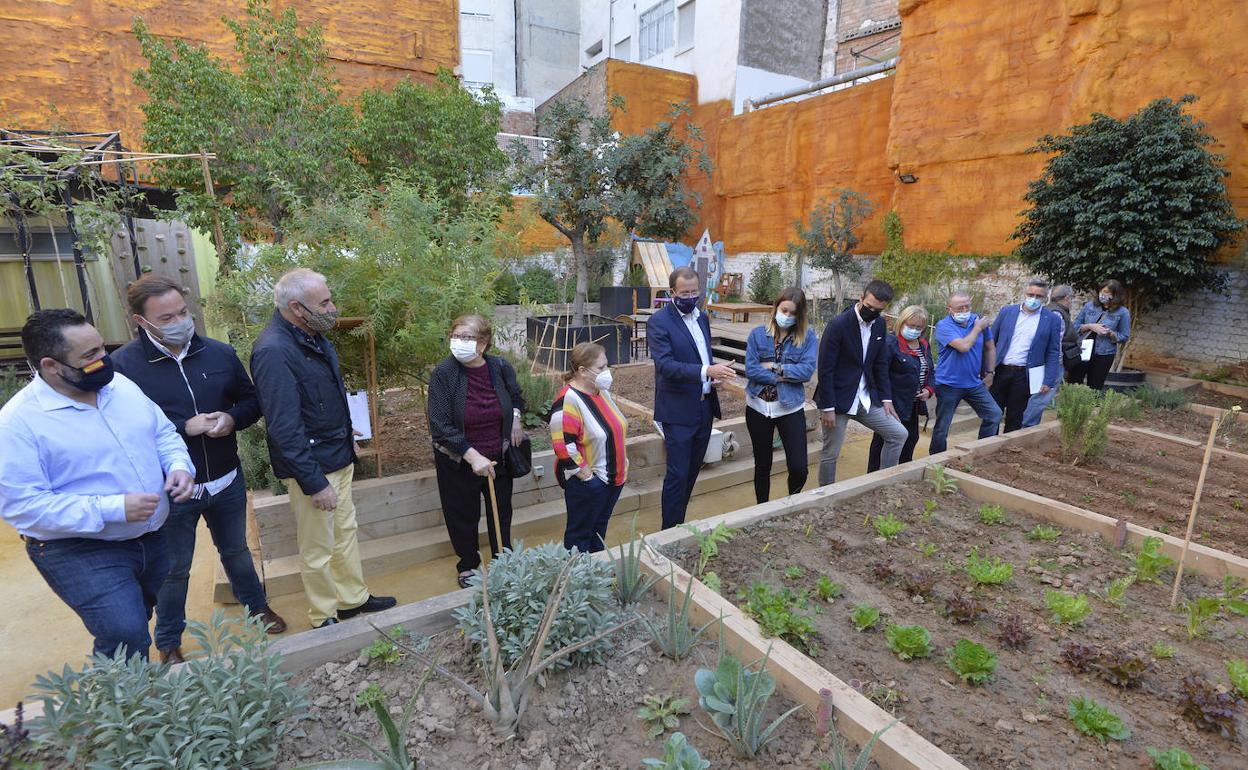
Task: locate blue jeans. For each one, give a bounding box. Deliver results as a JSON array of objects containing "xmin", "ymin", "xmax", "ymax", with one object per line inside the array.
[
  {"xmin": 929, "ymin": 382, "xmax": 1002, "ymax": 455},
  {"xmin": 155, "ymin": 473, "xmax": 267, "ymax": 650},
  {"xmin": 27, "ymin": 528, "xmax": 169, "ymax": 660},
  {"xmin": 1022, "ymin": 385, "xmax": 1057, "ymax": 428},
  {"xmin": 563, "ymin": 475, "xmax": 625, "ymax": 553}
]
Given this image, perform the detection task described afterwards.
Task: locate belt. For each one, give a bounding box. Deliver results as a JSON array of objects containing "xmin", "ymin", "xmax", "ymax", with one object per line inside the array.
[{"xmin": 998, "ymin": 364, "xmax": 1027, "ymax": 370}]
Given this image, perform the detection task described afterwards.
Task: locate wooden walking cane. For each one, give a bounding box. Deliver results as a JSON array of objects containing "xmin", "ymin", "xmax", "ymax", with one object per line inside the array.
[
  {"xmin": 486, "ymin": 462, "xmax": 504, "ymax": 561},
  {"xmin": 1169, "ymin": 416, "xmax": 1221, "ymax": 609}
]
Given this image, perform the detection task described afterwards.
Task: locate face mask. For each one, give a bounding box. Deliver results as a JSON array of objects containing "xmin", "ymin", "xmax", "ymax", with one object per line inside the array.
[
  {"xmin": 901, "ymin": 326, "xmax": 922, "ymax": 341},
  {"xmin": 594, "ymin": 369, "xmax": 613, "ymax": 391},
  {"xmin": 298, "ymin": 301, "xmax": 339, "ymax": 333},
  {"xmin": 774, "ymin": 312, "xmax": 796, "ymax": 329},
  {"xmin": 450, "ymin": 339, "xmax": 479, "ymax": 363},
  {"xmin": 673, "ymin": 295, "xmax": 699, "ymax": 315},
  {"xmin": 146, "ymin": 315, "xmax": 195, "ymax": 348},
  {"xmin": 858, "ymin": 304, "xmax": 882, "ymax": 323},
  {"xmin": 952, "ymin": 312, "xmax": 972, "ymax": 325},
  {"xmin": 1023, "ymin": 297, "xmax": 1043, "ymax": 311},
  {"xmin": 57, "ymin": 354, "xmax": 115, "ymax": 392},
  {"xmin": 1099, "ymin": 293, "xmax": 1112, "ymax": 305}
]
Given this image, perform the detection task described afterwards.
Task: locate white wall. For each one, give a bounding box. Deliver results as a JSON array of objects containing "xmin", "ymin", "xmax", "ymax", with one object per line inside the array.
[
  {"xmin": 460, "ymin": 0, "xmax": 518, "ymax": 97},
  {"xmin": 733, "ymin": 64, "xmax": 810, "ymax": 113}
]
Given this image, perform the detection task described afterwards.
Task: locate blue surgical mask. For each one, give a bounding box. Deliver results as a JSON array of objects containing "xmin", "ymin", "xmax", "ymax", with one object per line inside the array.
[
  {"xmin": 901, "ymin": 326, "xmax": 922, "ymax": 341},
  {"xmin": 952, "ymin": 312, "xmax": 972, "ymax": 325},
  {"xmin": 774, "ymin": 312, "xmax": 796, "ymax": 329},
  {"xmin": 1023, "ymin": 297, "xmax": 1043, "ymax": 311}
]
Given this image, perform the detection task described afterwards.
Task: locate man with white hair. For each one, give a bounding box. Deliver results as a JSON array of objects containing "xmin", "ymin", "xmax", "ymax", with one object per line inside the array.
[{"xmin": 250, "ymin": 268, "xmax": 395, "ymax": 628}]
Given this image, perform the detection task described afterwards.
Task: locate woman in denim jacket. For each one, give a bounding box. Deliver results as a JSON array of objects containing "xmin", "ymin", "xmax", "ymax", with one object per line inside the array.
[
  {"xmin": 1069, "ymin": 278, "xmax": 1131, "ymax": 390},
  {"xmin": 744, "ymin": 286, "xmax": 818, "ymax": 503}
]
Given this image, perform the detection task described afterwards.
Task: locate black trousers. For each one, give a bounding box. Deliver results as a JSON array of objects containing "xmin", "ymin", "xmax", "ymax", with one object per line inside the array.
[
  {"xmin": 990, "ymin": 365, "xmax": 1032, "ymax": 433},
  {"xmin": 867, "ymin": 405, "xmax": 921, "ymax": 472},
  {"xmin": 745, "ymin": 406, "xmax": 808, "ymax": 504},
  {"xmin": 434, "ymin": 452, "xmax": 513, "ymax": 573},
  {"xmin": 1066, "ymin": 353, "xmax": 1115, "ymax": 390}
]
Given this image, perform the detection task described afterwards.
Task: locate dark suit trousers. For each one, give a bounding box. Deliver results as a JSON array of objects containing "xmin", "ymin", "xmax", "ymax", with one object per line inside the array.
[
  {"xmin": 660, "ymin": 399, "xmax": 714, "ymax": 529},
  {"xmin": 990, "ymin": 365, "xmax": 1031, "ymax": 433}
]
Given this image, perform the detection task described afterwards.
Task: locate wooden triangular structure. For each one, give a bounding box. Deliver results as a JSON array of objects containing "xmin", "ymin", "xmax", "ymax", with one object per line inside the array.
[{"xmin": 631, "ymin": 240, "xmax": 674, "ymax": 294}]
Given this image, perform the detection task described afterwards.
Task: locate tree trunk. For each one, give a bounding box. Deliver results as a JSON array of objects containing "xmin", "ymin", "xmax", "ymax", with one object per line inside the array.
[
  {"xmin": 834, "ymin": 273, "xmax": 844, "ymax": 315},
  {"xmin": 794, "ymin": 253, "xmax": 805, "ymax": 290},
  {"xmin": 570, "ymin": 232, "xmax": 589, "ymax": 326}
]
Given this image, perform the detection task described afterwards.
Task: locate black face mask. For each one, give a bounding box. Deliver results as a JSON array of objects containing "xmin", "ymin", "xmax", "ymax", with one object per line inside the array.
[
  {"xmin": 57, "ymin": 354, "xmax": 115, "ymax": 392},
  {"xmin": 858, "ymin": 304, "xmax": 882, "ymax": 323}
]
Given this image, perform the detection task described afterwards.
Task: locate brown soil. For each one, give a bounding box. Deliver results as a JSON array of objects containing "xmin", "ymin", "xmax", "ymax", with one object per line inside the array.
[
  {"xmin": 277, "ymin": 595, "xmax": 823, "ymax": 769},
  {"xmin": 1188, "ymin": 387, "xmax": 1247, "ymax": 411},
  {"xmin": 962, "ymin": 429, "xmax": 1248, "ymax": 556},
  {"xmin": 611, "ymin": 363, "xmax": 747, "ymax": 420},
  {"xmin": 664, "ymin": 480, "xmax": 1248, "ymax": 770},
  {"xmin": 1119, "ymin": 406, "xmax": 1248, "ymax": 453}
]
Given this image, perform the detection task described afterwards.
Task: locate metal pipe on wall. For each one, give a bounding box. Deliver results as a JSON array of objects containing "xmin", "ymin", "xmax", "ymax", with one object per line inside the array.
[{"xmin": 745, "ymin": 56, "xmax": 898, "ymax": 111}]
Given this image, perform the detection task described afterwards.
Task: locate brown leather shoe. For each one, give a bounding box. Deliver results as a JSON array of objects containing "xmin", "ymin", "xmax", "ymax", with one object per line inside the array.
[
  {"xmin": 158, "ymin": 646, "xmax": 186, "ymax": 665},
  {"xmin": 251, "ymin": 605, "xmax": 288, "ymax": 635}
]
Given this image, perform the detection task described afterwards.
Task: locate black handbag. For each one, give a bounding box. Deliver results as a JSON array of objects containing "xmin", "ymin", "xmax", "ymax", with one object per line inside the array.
[{"xmin": 504, "ymin": 436, "xmax": 532, "ymax": 478}]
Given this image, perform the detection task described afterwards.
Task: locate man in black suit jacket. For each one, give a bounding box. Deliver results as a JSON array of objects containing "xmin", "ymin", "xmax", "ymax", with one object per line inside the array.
[{"xmin": 814, "ymin": 279, "xmax": 909, "ymax": 485}]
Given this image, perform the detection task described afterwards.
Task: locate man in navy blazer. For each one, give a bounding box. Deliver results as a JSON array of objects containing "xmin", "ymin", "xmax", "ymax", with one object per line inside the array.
[
  {"xmin": 989, "ymin": 278, "xmax": 1063, "ymax": 433},
  {"xmin": 815, "ymin": 279, "xmax": 909, "ymax": 485},
  {"xmin": 650, "ymin": 267, "xmax": 737, "ymax": 529}
]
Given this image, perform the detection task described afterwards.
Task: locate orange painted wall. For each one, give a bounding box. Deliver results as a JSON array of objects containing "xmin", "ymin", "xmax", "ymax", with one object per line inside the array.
[
  {"xmin": 605, "ymin": 60, "xmax": 697, "ymax": 136},
  {"xmin": 0, "ymin": 1, "xmax": 458, "ymax": 148}
]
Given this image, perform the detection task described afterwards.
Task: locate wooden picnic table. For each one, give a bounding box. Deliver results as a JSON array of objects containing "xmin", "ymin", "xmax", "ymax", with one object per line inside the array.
[{"xmin": 706, "ymin": 301, "xmax": 773, "ymax": 323}]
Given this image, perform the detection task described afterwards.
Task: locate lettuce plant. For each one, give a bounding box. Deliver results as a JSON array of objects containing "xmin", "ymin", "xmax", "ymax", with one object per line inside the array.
[
  {"xmin": 1027, "ymin": 525, "xmax": 1061, "ymax": 541},
  {"xmin": 946, "ymin": 639, "xmax": 997, "ymax": 685},
  {"xmin": 850, "ymin": 604, "xmax": 881, "ymax": 632},
  {"xmin": 1045, "ymin": 590, "xmax": 1092, "ymax": 625},
  {"xmin": 884, "ymin": 624, "xmax": 932, "ymax": 660},
  {"xmin": 1226, "ymin": 659, "xmax": 1248, "ymax": 698},
  {"xmin": 977, "ymin": 504, "xmax": 1006, "ymax": 525},
  {"xmin": 966, "ymin": 549, "xmax": 1013, "ymax": 585},
  {"xmin": 1133, "ymin": 536, "xmax": 1176, "ymax": 582},
  {"xmin": 1180, "ymin": 673, "xmax": 1242, "ymax": 737},
  {"xmin": 1146, "ymin": 747, "xmax": 1209, "ymax": 770},
  {"xmin": 872, "ymin": 512, "xmax": 906, "ymax": 540},
  {"xmin": 1068, "ymin": 697, "xmax": 1130, "ymax": 743}
]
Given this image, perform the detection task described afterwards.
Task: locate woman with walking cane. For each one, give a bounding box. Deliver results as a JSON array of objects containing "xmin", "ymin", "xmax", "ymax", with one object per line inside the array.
[{"xmin": 428, "ymin": 314, "xmax": 526, "ymax": 588}]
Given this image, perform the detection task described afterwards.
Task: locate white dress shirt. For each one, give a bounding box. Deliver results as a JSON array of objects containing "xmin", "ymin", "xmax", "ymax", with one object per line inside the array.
[
  {"xmin": 848, "ymin": 308, "xmax": 874, "ymax": 416},
  {"xmin": 1003, "ymin": 306, "xmax": 1041, "ymax": 366},
  {"xmin": 680, "ymin": 307, "xmax": 713, "ymax": 395},
  {"xmin": 0, "ymin": 373, "xmax": 194, "ymax": 541}
]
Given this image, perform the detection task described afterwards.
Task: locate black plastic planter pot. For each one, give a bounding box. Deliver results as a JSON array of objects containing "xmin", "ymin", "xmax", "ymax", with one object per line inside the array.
[
  {"xmin": 526, "ymin": 314, "xmax": 632, "ymax": 370},
  {"xmin": 1105, "ymin": 367, "xmax": 1146, "ymax": 393},
  {"xmin": 598, "ymin": 286, "xmax": 652, "ymax": 318}
]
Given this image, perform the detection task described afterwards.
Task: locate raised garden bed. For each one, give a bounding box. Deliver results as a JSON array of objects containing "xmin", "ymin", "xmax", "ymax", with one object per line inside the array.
[
  {"xmin": 1116, "ymin": 405, "xmax": 1247, "ymax": 453},
  {"xmin": 661, "ymin": 477, "xmax": 1248, "ymax": 770},
  {"xmin": 612, "ymin": 362, "xmax": 747, "ymax": 420},
  {"xmin": 958, "ymin": 428, "xmax": 1248, "ymax": 557},
  {"xmin": 275, "ymin": 594, "xmax": 817, "ymax": 769}
]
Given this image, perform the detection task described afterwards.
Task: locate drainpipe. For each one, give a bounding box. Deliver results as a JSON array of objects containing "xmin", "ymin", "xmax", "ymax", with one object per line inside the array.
[{"xmin": 744, "ymin": 56, "xmax": 898, "ymax": 112}]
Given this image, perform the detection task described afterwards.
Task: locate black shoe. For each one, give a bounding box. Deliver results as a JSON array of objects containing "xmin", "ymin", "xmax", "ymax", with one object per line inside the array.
[
  {"xmin": 457, "ymin": 572, "xmax": 474, "ymax": 589},
  {"xmin": 338, "ymin": 595, "xmax": 397, "ymax": 619},
  {"xmin": 315, "ymin": 618, "xmax": 339, "ymax": 629}
]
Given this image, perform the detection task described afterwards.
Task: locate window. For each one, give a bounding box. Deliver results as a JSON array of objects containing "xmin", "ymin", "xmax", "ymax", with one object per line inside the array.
[
  {"xmin": 585, "ymin": 38, "xmax": 603, "ymax": 57},
  {"xmin": 638, "ymin": 0, "xmax": 674, "ymax": 60},
  {"xmin": 614, "ymin": 36, "xmax": 631, "ymax": 61},
  {"xmin": 461, "ymin": 50, "xmax": 493, "ymax": 85},
  {"xmin": 677, "ymin": 0, "xmax": 695, "ymax": 50},
  {"xmin": 460, "ymin": 0, "xmax": 491, "ymax": 16}
]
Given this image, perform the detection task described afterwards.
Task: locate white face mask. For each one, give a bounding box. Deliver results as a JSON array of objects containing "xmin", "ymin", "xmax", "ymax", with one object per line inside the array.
[
  {"xmin": 147, "ymin": 315, "xmax": 195, "ymax": 348},
  {"xmin": 594, "ymin": 369, "xmax": 613, "ymax": 391},
  {"xmin": 450, "ymin": 339, "xmax": 479, "ymax": 363}
]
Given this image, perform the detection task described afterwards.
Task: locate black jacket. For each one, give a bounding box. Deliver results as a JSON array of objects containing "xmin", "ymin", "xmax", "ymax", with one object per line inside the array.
[
  {"xmin": 427, "ymin": 354, "xmax": 524, "ymax": 461},
  {"xmin": 881, "ymin": 335, "xmax": 934, "ymax": 422},
  {"xmin": 1048, "ymin": 300, "xmax": 1080, "ymax": 361},
  {"xmin": 815, "ymin": 305, "xmax": 892, "ymax": 412},
  {"xmin": 250, "ymin": 309, "xmax": 355, "ymax": 495},
  {"xmin": 112, "ymin": 330, "xmax": 261, "ymax": 484}
]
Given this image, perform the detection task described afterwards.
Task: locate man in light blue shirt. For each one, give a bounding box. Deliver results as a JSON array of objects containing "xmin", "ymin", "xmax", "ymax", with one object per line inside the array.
[
  {"xmin": 0, "ymin": 309, "xmax": 194, "ymax": 661},
  {"xmin": 928, "ymin": 292, "xmax": 1002, "ymax": 455}
]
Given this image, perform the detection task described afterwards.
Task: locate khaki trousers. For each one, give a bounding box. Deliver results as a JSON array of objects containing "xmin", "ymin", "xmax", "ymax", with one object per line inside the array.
[{"xmin": 285, "ymin": 465, "xmax": 369, "ymax": 625}]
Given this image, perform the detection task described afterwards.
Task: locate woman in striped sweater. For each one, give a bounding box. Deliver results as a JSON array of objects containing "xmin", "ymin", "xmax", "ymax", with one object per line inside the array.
[{"xmin": 550, "ymin": 343, "xmax": 629, "ymax": 553}]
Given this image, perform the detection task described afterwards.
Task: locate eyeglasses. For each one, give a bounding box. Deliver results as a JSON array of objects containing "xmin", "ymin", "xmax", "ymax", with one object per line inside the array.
[{"xmin": 450, "ymin": 333, "xmax": 478, "ymax": 342}]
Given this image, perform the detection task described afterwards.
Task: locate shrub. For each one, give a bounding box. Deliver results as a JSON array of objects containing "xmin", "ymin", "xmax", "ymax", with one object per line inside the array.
[
  {"xmin": 1055, "ymin": 384, "xmax": 1134, "ymax": 464},
  {"xmin": 1068, "ymin": 697, "xmax": 1130, "ymax": 743},
  {"xmin": 1132, "ymin": 384, "xmax": 1191, "ymax": 411},
  {"xmin": 884, "ymin": 624, "xmax": 932, "ymax": 660},
  {"xmin": 454, "ymin": 542, "xmax": 619, "ymax": 669},
  {"xmin": 494, "ymin": 270, "xmax": 521, "ymax": 304},
  {"xmin": 503, "ymin": 352, "xmax": 559, "ymax": 427},
  {"xmin": 0, "ymin": 365, "xmax": 25, "ymax": 410},
  {"xmin": 518, "ymin": 264, "xmax": 562, "ymax": 304},
  {"xmin": 748, "ymin": 255, "xmax": 786, "ymax": 305},
  {"xmin": 30, "ymin": 611, "xmax": 306, "ymax": 767},
  {"xmin": 946, "ymin": 639, "xmax": 997, "ymax": 686}
]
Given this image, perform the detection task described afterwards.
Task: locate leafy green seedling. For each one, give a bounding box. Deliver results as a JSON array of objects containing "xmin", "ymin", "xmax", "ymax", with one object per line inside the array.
[
  {"xmin": 966, "ymin": 549, "xmax": 1013, "ymax": 585},
  {"xmin": 364, "ymin": 632, "xmax": 404, "ymax": 665},
  {"xmin": 1152, "ymin": 642, "xmax": 1176, "ymax": 660},
  {"xmin": 884, "ymin": 624, "xmax": 932, "ymax": 661},
  {"xmin": 928, "ymin": 465, "xmax": 957, "ymax": 494},
  {"xmin": 872, "ymin": 512, "xmax": 906, "ymax": 540},
  {"xmin": 1146, "ymin": 747, "xmax": 1209, "ymax": 770},
  {"xmin": 1027, "ymin": 525, "xmax": 1061, "ymax": 542},
  {"xmin": 850, "ymin": 604, "xmax": 880, "ymax": 632},
  {"xmin": 814, "ymin": 575, "xmax": 843, "ymax": 601},
  {"xmin": 1068, "ymin": 697, "xmax": 1130, "ymax": 743},
  {"xmin": 356, "ymin": 682, "xmax": 385, "ymax": 708},
  {"xmin": 1226, "ymin": 659, "xmax": 1248, "ymax": 698},
  {"xmin": 785, "ymin": 566, "xmax": 805, "ymax": 581},
  {"xmin": 916, "ymin": 540, "xmax": 938, "ymax": 558},
  {"xmin": 946, "ymin": 639, "xmax": 997, "ymax": 685},
  {"xmin": 642, "ymin": 732, "xmax": 710, "ymax": 770},
  {"xmin": 1133, "ymin": 536, "xmax": 1176, "ymax": 582},
  {"xmin": 1103, "ymin": 575, "xmax": 1136, "ymax": 607},
  {"xmin": 1046, "ymin": 590, "xmax": 1092, "ymax": 625},
  {"xmin": 740, "ymin": 582, "xmax": 818, "ymax": 654},
  {"xmin": 683, "ymin": 522, "xmax": 739, "ymax": 576},
  {"xmin": 1185, "ymin": 597, "xmax": 1224, "ymax": 638},
  {"xmin": 978, "ymin": 504, "xmax": 1006, "ymax": 525},
  {"xmin": 920, "ymin": 499, "xmax": 938, "ymax": 521},
  {"xmin": 702, "ymin": 572, "xmax": 722, "ymax": 594},
  {"xmin": 636, "ymin": 693, "xmax": 692, "ymax": 739}
]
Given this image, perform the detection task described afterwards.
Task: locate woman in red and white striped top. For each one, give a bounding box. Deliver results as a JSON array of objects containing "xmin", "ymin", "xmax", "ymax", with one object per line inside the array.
[{"xmin": 550, "ymin": 343, "xmax": 629, "ymax": 553}]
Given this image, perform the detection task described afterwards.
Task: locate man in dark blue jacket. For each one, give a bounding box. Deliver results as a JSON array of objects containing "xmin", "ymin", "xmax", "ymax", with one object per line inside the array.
[
  {"xmin": 649, "ymin": 267, "xmax": 737, "ymax": 529},
  {"xmin": 815, "ymin": 279, "xmax": 908, "ymax": 485},
  {"xmin": 990, "ymin": 278, "xmax": 1063, "ymax": 433},
  {"xmin": 250, "ymin": 268, "xmax": 395, "ymax": 628},
  {"xmin": 113, "ymin": 275, "xmax": 285, "ymax": 663}
]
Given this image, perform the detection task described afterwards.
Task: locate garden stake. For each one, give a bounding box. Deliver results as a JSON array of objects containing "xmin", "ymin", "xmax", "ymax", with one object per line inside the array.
[
  {"xmin": 487, "ymin": 463, "xmax": 503, "ymax": 560},
  {"xmin": 1169, "ymin": 417, "xmax": 1220, "ymax": 608}
]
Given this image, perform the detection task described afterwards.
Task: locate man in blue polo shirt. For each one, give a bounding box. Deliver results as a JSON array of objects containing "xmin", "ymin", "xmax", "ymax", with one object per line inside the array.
[{"xmin": 929, "ymin": 291, "xmax": 1002, "ymax": 455}]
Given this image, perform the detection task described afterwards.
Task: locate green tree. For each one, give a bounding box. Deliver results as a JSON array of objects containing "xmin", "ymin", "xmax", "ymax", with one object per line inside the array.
[
  {"xmin": 209, "ymin": 180, "xmax": 511, "ymax": 385},
  {"xmin": 788, "ymin": 189, "xmax": 872, "ymax": 311},
  {"xmin": 351, "ymin": 72, "xmax": 510, "ymax": 209},
  {"xmin": 133, "ymin": 0, "xmax": 358, "ymax": 251},
  {"xmin": 1013, "ymin": 95, "xmax": 1245, "ymax": 369},
  {"xmin": 511, "ymin": 97, "xmax": 709, "ymax": 324}
]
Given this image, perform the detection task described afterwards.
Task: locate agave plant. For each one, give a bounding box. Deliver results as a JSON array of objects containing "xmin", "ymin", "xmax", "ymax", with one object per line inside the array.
[
  {"xmin": 640, "ymin": 565, "xmax": 720, "ymax": 660},
  {"xmin": 694, "ymin": 644, "xmax": 802, "ymax": 757},
  {"xmin": 602, "ymin": 512, "xmax": 661, "ymax": 605}
]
